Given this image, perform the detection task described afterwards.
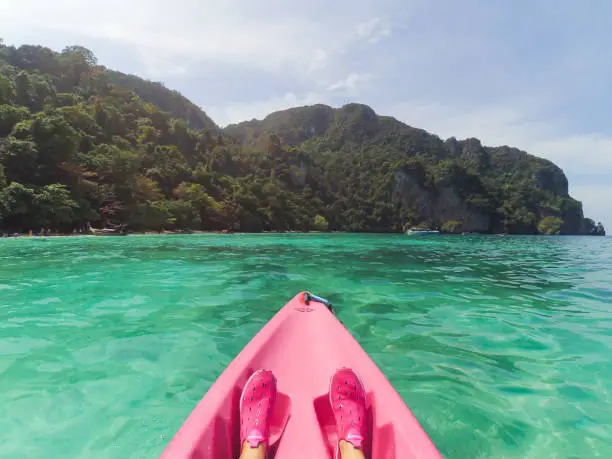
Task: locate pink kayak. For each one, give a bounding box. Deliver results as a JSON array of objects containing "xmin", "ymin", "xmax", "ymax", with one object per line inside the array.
[{"xmin": 160, "ymin": 292, "xmax": 442, "ymax": 459}]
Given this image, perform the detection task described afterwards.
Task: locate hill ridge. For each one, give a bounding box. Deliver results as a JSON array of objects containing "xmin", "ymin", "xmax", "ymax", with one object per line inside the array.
[{"xmin": 0, "ymin": 41, "xmax": 605, "ymax": 235}]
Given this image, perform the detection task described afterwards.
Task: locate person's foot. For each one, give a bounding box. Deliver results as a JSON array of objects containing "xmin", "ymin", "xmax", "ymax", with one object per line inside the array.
[
  {"xmin": 240, "ymin": 369, "xmax": 277, "ymax": 448},
  {"xmin": 329, "ymin": 368, "xmax": 367, "ymax": 450}
]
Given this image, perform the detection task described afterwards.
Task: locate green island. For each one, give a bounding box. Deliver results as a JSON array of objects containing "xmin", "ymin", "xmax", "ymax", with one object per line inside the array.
[{"xmin": 0, "ymin": 41, "xmax": 605, "ymax": 236}]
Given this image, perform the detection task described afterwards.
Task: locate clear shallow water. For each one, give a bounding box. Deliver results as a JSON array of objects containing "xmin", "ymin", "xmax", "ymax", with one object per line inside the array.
[{"xmin": 1, "ymin": 234, "xmax": 611, "ymax": 459}]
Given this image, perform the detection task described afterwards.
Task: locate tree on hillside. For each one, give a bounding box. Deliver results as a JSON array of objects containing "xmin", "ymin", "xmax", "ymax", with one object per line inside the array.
[{"xmin": 0, "ymin": 40, "xmax": 604, "ymax": 235}]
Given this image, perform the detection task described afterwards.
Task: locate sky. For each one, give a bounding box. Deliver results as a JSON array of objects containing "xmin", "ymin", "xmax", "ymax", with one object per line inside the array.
[{"xmin": 0, "ymin": 0, "xmax": 610, "ymax": 229}]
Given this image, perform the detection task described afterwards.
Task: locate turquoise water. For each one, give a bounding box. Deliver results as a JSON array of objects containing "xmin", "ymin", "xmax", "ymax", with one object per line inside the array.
[{"xmin": 1, "ymin": 234, "xmax": 611, "ymax": 458}]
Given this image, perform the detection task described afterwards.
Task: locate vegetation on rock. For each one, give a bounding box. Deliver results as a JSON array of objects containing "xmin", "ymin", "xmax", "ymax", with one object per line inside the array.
[
  {"xmin": 0, "ymin": 41, "xmax": 605, "ymax": 236},
  {"xmin": 313, "ymin": 214, "xmax": 329, "ymax": 232},
  {"xmin": 538, "ymin": 216, "xmax": 564, "ymax": 235}
]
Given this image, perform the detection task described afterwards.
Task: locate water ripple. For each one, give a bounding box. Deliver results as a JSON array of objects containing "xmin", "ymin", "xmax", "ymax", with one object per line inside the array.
[{"xmin": 0, "ymin": 234, "xmax": 611, "ymax": 458}]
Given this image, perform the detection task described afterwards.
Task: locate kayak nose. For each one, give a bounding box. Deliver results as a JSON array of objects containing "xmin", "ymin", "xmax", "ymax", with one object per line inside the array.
[{"xmin": 303, "ymin": 291, "xmax": 334, "ymax": 314}]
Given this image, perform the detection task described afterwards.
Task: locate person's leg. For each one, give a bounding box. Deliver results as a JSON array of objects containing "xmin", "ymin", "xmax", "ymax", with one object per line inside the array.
[
  {"xmin": 238, "ymin": 442, "xmax": 266, "ymax": 459},
  {"xmin": 339, "ymin": 440, "xmax": 366, "ymax": 459},
  {"xmin": 330, "ymin": 368, "xmax": 368, "ymax": 459},
  {"xmin": 238, "ymin": 369, "xmax": 277, "ymax": 459}
]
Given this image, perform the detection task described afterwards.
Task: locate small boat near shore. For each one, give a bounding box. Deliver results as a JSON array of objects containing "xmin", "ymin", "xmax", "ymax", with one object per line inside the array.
[
  {"xmin": 405, "ymin": 229, "xmax": 440, "ymax": 236},
  {"xmin": 87, "ymin": 223, "xmax": 127, "ymax": 236}
]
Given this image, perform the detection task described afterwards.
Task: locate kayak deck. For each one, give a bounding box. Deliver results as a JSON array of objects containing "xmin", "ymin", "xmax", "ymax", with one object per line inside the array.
[{"xmin": 160, "ymin": 292, "xmax": 442, "ymax": 459}]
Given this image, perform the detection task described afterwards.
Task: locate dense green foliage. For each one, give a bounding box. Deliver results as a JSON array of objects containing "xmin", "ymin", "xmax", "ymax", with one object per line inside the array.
[
  {"xmin": 226, "ymin": 105, "xmax": 604, "ymax": 235},
  {"xmin": 102, "ymin": 69, "xmax": 217, "ymax": 131},
  {"xmin": 538, "ymin": 216, "xmax": 564, "ymax": 235},
  {"xmin": 0, "ymin": 41, "xmax": 605, "ymax": 235},
  {"xmin": 313, "ymin": 214, "xmax": 329, "ymax": 232}
]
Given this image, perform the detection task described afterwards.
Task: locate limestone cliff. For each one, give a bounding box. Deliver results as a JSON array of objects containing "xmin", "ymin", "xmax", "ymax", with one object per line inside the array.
[{"xmin": 226, "ymin": 103, "xmax": 603, "ymax": 235}]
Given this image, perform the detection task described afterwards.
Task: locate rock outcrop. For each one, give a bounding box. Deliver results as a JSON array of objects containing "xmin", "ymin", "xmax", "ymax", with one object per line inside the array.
[
  {"xmin": 226, "ymin": 103, "xmax": 602, "ymax": 235},
  {"xmin": 394, "ymin": 169, "xmax": 490, "ymax": 233}
]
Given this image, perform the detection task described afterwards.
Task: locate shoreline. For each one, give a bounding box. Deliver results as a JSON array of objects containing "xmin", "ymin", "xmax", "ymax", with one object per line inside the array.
[{"xmin": 1, "ymin": 230, "xmax": 608, "ymax": 238}]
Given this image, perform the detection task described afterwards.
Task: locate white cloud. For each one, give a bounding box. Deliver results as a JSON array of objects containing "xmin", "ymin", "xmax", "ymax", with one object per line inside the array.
[
  {"xmin": 307, "ymin": 49, "xmax": 330, "ymax": 74},
  {"xmin": 211, "ymin": 71, "xmax": 373, "ymax": 128},
  {"xmin": 0, "ymin": 0, "xmax": 391, "ymax": 81},
  {"xmin": 530, "ymin": 134, "xmax": 612, "ymax": 171},
  {"xmin": 326, "ymin": 72, "xmax": 372, "ymax": 94},
  {"xmin": 357, "ymin": 17, "xmax": 392, "ymax": 43},
  {"xmin": 210, "ymin": 92, "xmax": 323, "ymax": 127},
  {"xmin": 385, "ymin": 100, "xmax": 553, "ymax": 146}
]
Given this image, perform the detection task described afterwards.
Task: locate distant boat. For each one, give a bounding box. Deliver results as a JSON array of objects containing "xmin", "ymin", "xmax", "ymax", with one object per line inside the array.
[
  {"xmin": 405, "ymin": 229, "xmax": 440, "ymax": 236},
  {"xmin": 87, "ymin": 223, "xmax": 127, "ymax": 236},
  {"xmin": 90, "ymin": 228, "xmax": 127, "ymax": 236}
]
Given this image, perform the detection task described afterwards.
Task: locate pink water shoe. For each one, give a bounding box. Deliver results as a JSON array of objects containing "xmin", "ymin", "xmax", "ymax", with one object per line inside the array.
[
  {"xmin": 239, "ymin": 369, "xmax": 277, "ymax": 449},
  {"xmin": 330, "ymin": 368, "xmax": 367, "ymax": 451}
]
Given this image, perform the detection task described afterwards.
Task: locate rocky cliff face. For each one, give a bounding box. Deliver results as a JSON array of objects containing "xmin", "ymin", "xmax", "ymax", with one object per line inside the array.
[
  {"xmin": 394, "ymin": 169, "xmax": 490, "ymax": 232},
  {"xmin": 225, "ymin": 103, "xmax": 604, "ymax": 235}
]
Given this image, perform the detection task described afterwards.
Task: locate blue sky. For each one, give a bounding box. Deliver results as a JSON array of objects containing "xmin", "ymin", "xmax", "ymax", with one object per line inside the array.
[{"xmin": 0, "ymin": 0, "xmax": 610, "ymax": 229}]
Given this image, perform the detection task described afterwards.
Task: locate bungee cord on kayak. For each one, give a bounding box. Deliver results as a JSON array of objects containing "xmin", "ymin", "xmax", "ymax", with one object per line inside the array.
[{"xmin": 238, "ymin": 368, "xmax": 368, "ymax": 459}]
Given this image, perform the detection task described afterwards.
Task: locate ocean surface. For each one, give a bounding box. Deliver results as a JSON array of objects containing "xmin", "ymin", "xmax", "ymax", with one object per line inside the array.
[{"xmin": 0, "ymin": 234, "xmax": 611, "ymax": 458}]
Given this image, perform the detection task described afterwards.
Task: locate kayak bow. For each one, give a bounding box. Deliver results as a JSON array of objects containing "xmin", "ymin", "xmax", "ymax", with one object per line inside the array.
[{"xmin": 160, "ymin": 292, "xmax": 442, "ymax": 459}]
